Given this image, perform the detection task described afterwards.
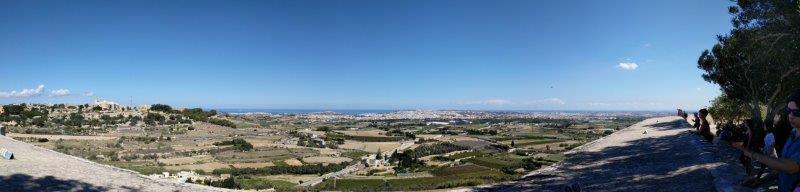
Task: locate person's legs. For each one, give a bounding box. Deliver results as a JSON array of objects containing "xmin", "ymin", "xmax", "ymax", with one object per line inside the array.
[{"xmin": 740, "ymin": 155, "xmax": 753, "ymax": 175}]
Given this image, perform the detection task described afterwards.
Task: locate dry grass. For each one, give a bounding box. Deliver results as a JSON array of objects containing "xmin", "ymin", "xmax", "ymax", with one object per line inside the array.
[
  {"xmin": 284, "ymin": 158, "xmax": 303, "ymax": 166},
  {"xmin": 231, "ymin": 162, "xmax": 274, "ymax": 168},
  {"xmin": 337, "ymin": 130, "xmax": 387, "ymax": 137},
  {"xmin": 339, "ymin": 141, "xmax": 401, "ymax": 153},
  {"xmin": 301, "ymin": 156, "xmax": 352, "ymax": 164},
  {"xmin": 8, "ymin": 133, "xmax": 117, "ymax": 141},
  {"xmin": 164, "ymin": 162, "xmax": 230, "ymax": 172},
  {"xmin": 259, "ymin": 174, "xmax": 319, "ymax": 184},
  {"xmin": 157, "ymin": 157, "xmax": 197, "ymax": 165}
]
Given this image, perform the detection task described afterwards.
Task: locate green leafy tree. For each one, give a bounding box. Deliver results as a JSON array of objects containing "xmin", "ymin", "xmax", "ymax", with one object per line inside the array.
[
  {"xmin": 708, "ymin": 94, "xmax": 751, "ymax": 125},
  {"xmin": 144, "ymin": 113, "xmax": 165, "ymax": 126},
  {"xmin": 698, "ymin": 0, "xmax": 800, "ymax": 149},
  {"xmin": 68, "ymin": 113, "xmax": 85, "ymax": 127},
  {"xmin": 208, "ymin": 118, "xmax": 236, "ymax": 128},
  {"xmin": 213, "ymin": 138, "xmax": 253, "ymax": 151},
  {"xmin": 150, "ymin": 104, "xmax": 173, "ymax": 112},
  {"xmin": 2, "ymin": 104, "xmax": 25, "ymax": 115}
]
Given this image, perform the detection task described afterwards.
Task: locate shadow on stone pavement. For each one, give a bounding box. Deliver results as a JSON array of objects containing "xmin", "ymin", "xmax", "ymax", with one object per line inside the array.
[
  {"xmin": 477, "ymin": 118, "xmax": 717, "ymax": 192},
  {"xmin": 0, "ymin": 174, "xmax": 111, "ymax": 192}
]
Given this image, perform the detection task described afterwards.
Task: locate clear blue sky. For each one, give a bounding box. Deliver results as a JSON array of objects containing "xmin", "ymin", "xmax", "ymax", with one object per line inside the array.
[{"xmin": 0, "ymin": 0, "xmax": 732, "ymax": 110}]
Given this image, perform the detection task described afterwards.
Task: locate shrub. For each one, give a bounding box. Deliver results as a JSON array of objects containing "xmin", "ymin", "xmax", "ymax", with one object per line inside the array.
[
  {"xmin": 150, "ymin": 104, "xmax": 173, "ymax": 112},
  {"xmin": 209, "ymin": 118, "xmax": 236, "ymax": 128},
  {"xmin": 213, "ymin": 138, "xmax": 253, "ymax": 151},
  {"xmin": 212, "ymin": 162, "xmax": 348, "ymax": 176}
]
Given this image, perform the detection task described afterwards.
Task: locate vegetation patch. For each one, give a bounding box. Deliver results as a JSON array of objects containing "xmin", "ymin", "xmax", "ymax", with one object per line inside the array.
[
  {"xmin": 209, "ymin": 118, "xmax": 237, "ymax": 128},
  {"xmin": 212, "ymin": 162, "xmax": 349, "ymax": 176},
  {"xmin": 213, "ymin": 138, "xmax": 254, "ymax": 151},
  {"xmin": 318, "ymin": 165, "xmax": 513, "ymax": 191},
  {"xmin": 445, "ymin": 151, "xmax": 484, "ymax": 160}
]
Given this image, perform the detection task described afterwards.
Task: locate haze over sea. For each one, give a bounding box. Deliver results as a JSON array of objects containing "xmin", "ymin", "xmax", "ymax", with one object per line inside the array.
[{"xmin": 216, "ymin": 108, "xmax": 674, "ymax": 115}]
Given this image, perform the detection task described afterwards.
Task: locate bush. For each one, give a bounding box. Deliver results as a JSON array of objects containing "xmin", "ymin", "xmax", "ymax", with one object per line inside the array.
[
  {"xmin": 213, "ymin": 138, "xmax": 253, "ymax": 151},
  {"xmin": 315, "ymin": 126, "xmax": 331, "ymax": 132},
  {"xmin": 144, "ymin": 113, "xmax": 165, "ymax": 126},
  {"xmin": 150, "ymin": 104, "xmax": 173, "ymax": 112},
  {"xmin": 212, "ymin": 162, "xmax": 349, "ymax": 176},
  {"xmin": 235, "ymin": 177, "xmax": 296, "ymax": 190},
  {"xmin": 209, "ymin": 177, "xmax": 238, "ymax": 189},
  {"xmin": 403, "ymin": 142, "xmax": 470, "ymax": 158},
  {"xmin": 180, "ymin": 108, "xmax": 217, "ymax": 122},
  {"xmin": 209, "ymin": 118, "xmax": 236, "ymax": 128}
]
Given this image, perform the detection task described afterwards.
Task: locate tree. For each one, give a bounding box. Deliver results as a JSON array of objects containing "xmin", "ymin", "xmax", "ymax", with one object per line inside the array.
[
  {"xmin": 2, "ymin": 104, "xmax": 25, "ymax": 115},
  {"xmin": 150, "ymin": 104, "xmax": 173, "ymax": 112},
  {"xmin": 68, "ymin": 113, "xmax": 85, "ymax": 127},
  {"xmin": 144, "ymin": 113, "xmax": 165, "ymax": 126},
  {"xmin": 316, "ymin": 126, "xmax": 331, "ymax": 132},
  {"xmin": 208, "ymin": 118, "xmax": 236, "ymax": 128},
  {"xmin": 698, "ymin": 0, "xmax": 800, "ymax": 150},
  {"xmin": 213, "ymin": 138, "xmax": 253, "ymax": 151},
  {"xmin": 708, "ymin": 94, "xmax": 752, "ymax": 125}
]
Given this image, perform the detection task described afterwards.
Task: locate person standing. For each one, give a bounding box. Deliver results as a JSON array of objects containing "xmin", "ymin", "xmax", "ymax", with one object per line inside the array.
[
  {"xmin": 699, "ymin": 109, "xmax": 713, "ymax": 142},
  {"xmin": 693, "ymin": 113, "xmax": 701, "ymax": 133}
]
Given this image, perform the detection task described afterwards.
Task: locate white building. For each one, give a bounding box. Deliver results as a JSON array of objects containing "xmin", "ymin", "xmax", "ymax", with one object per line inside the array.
[
  {"xmin": 94, "ymin": 99, "xmax": 124, "ymax": 111},
  {"xmin": 149, "ymin": 171, "xmax": 211, "ymax": 183},
  {"xmin": 426, "ymin": 122, "xmax": 449, "ymax": 126}
]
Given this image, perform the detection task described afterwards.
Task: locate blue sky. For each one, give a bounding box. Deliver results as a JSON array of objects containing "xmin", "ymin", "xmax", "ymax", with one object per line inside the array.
[{"xmin": 0, "ymin": 0, "xmax": 732, "ymax": 110}]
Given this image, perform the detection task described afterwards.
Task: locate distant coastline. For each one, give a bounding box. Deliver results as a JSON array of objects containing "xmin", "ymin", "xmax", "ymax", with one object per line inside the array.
[
  {"xmin": 215, "ymin": 109, "xmax": 398, "ymax": 115},
  {"xmin": 215, "ymin": 108, "xmax": 675, "ymax": 115}
]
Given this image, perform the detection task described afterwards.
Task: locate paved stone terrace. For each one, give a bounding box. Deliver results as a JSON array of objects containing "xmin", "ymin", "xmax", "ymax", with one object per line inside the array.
[
  {"xmin": 473, "ymin": 116, "xmax": 767, "ymax": 192},
  {"xmin": 0, "ymin": 135, "xmax": 231, "ymax": 192}
]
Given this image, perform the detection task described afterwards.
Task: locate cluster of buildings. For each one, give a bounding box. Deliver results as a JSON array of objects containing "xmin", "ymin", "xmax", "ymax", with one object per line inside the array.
[
  {"xmin": 362, "ymin": 153, "xmax": 387, "ymax": 168},
  {"xmin": 0, "ymin": 98, "xmax": 170, "ymax": 128},
  {"xmin": 149, "ymin": 171, "xmax": 224, "ymax": 183}
]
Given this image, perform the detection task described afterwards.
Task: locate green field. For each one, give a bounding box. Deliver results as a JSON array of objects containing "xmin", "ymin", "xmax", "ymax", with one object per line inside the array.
[
  {"xmin": 99, "ymin": 161, "xmax": 167, "ymax": 175},
  {"xmin": 236, "ymin": 177, "xmax": 297, "ymax": 191},
  {"xmin": 317, "ymin": 165, "xmax": 513, "ymax": 191},
  {"xmin": 464, "ymin": 156, "xmax": 521, "ymax": 169},
  {"xmin": 513, "ymin": 139, "xmax": 564, "ymax": 147}
]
